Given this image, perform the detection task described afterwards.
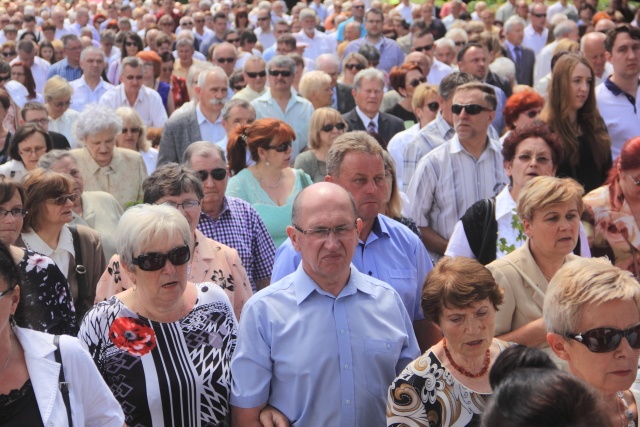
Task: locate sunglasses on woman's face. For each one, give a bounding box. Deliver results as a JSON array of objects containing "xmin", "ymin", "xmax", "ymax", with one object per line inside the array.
[
  {"xmin": 197, "ymin": 168, "xmax": 227, "ymax": 181},
  {"xmin": 346, "ymin": 63, "xmax": 365, "ymax": 71},
  {"xmin": 48, "ymin": 193, "xmax": 77, "ymax": 206},
  {"xmin": 267, "ymin": 141, "xmax": 292, "ymax": 152},
  {"xmin": 132, "ymin": 244, "xmax": 191, "ymax": 271},
  {"xmin": 426, "ymin": 101, "xmax": 439, "ymax": 112},
  {"xmin": 409, "ymin": 77, "xmax": 427, "ymax": 87},
  {"xmin": 566, "ymin": 324, "xmax": 640, "ymax": 353},
  {"xmin": 321, "ymin": 123, "xmax": 346, "ymax": 132}
]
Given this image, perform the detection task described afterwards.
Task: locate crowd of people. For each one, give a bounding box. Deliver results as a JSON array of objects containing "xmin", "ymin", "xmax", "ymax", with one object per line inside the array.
[{"xmin": 0, "ymin": 0, "xmax": 638, "ymax": 425}]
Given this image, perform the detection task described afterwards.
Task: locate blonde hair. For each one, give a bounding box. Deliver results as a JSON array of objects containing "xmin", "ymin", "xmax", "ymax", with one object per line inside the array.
[
  {"xmin": 381, "ymin": 150, "xmax": 402, "ymax": 218},
  {"xmin": 43, "ymin": 75, "xmax": 72, "ymax": 101},
  {"xmin": 516, "ymin": 176, "xmax": 584, "ymax": 222},
  {"xmin": 299, "ymin": 70, "xmax": 331, "ymax": 101},
  {"xmin": 412, "ymin": 83, "xmax": 438, "ymax": 110},
  {"xmin": 308, "ymin": 107, "xmax": 347, "ymax": 150},
  {"xmin": 544, "ymin": 257, "xmax": 640, "ymax": 335},
  {"xmin": 115, "ymin": 107, "xmax": 150, "ymax": 152}
]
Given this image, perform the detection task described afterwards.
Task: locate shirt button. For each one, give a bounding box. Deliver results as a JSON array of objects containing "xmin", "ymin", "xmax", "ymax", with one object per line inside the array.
[
  {"xmin": 386, "ymin": 344, "xmax": 391, "ymax": 349},
  {"xmin": 344, "ymin": 364, "xmax": 349, "ymax": 369},
  {"xmin": 346, "ymin": 400, "xmax": 351, "ymax": 405},
  {"xmin": 340, "ymin": 329, "xmax": 345, "ymax": 335}
]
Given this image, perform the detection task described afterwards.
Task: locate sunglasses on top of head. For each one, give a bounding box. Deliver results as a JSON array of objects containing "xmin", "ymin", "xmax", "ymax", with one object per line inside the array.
[
  {"xmin": 566, "ymin": 324, "xmax": 640, "ymax": 353},
  {"xmin": 132, "ymin": 244, "xmax": 191, "ymax": 271}
]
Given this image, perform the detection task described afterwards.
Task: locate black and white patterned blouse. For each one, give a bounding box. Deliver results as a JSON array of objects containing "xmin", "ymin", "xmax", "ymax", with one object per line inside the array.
[{"xmin": 78, "ymin": 283, "xmax": 237, "ymax": 427}]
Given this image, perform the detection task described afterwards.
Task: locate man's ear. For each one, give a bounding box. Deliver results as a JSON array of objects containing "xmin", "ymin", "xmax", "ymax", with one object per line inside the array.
[{"xmin": 287, "ymin": 226, "xmax": 301, "ymax": 251}]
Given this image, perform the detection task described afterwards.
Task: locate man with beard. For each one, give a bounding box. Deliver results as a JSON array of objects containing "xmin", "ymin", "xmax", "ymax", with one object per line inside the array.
[{"xmin": 158, "ymin": 67, "xmax": 228, "ymax": 165}]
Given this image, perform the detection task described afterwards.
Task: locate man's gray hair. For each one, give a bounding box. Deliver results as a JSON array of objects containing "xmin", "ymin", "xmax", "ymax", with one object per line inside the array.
[
  {"xmin": 197, "ymin": 66, "xmax": 228, "ymax": 87},
  {"xmin": 326, "ymin": 131, "xmax": 383, "ymax": 177},
  {"xmin": 352, "ymin": 68, "xmax": 385, "ymax": 92},
  {"xmin": 183, "ymin": 141, "xmax": 227, "ymax": 166},
  {"xmin": 121, "ymin": 56, "xmax": 143, "ymax": 70},
  {"xmin": 243, "ymin": 55, "xmax": 266, "ymax": 72},
  {"xmin": 489, "ymin": 57, "xmax": 516, "ymax": 84},
  {"xmin": 504, "ymin": 16, "xmax": 526, "ymax": 33},
  {"xmin": 435, "ymin": 37, "xmax": 455, "ymax": 49},
  {"xmin": 37, "ymin": 149, "xmax": 75, "ymax": 170},
  {"xmin": 188, "ymin": 61, "xmax": 215, "ymax": 90},
  {"xmin": 315, "ymin": 53, "xmax": 339, "ymax": 69},
  {"xmin": 299, "ymin": 8, "xmax": 317, "ymax": 21},
  {"xmin": 73, "ymin": 104, "xmax": 123, "ymax": 142},
  {"xmin": 445, "ymin": 27, "xmax": 468, "ymax": 42},
  {"xmin": 221, "ymin": 98, "xmax": 255, "ymax": 121},
  {"xmin": 80, "ymin": 46, "xmax": 105, "ymax": 61},
  {"xmin": 176, "ymin": 37, "xmax": 195, "ymax": 50},
  {"xmin": 438, "ymin": 71, "xmax": 477, "ymax": 100},
  {"xmin": 554, "ymin": 19, "xmax": 577, "ymax": 38},
  {"xmin": 176, "ymin": 30, "xmax": 195, "ymax": 43},
  {"xmin": 61, "ymin": 34, "xmax": 79, "ymax": 49},
  {"xmin": 268, "ymin": 55, "xmax": 296, "ymax": 74},
  {"xmin": 100, "ymin": 29, "xmax": 116, "ymax": 43}
]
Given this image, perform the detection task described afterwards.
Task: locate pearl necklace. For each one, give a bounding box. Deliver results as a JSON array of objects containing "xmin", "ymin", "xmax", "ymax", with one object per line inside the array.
[{"xmin": 443, "ymin": 337, "xmax": 490, "ymax": 378}]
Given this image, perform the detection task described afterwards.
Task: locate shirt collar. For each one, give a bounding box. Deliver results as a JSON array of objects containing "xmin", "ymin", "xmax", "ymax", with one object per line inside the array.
[
  {"xmin": 196, "ymin": 103, "xmax": 223, "ymax": 125},
  {"xmin": 449, "ymin": 134, "xmax": 499, "ymax": 156},
  {"xmin": 293, "ymin": 264, "xmax": 375, "ymax": 305},
  {"xmin": 495, "ymin": 185, "xmax": 516, "ymax": 219},
  {"xmin": 355, "ymin": 106, "xmax": 379, "ymax": 127},
  {"xmin": 434, "ymin": 111, "xmax": 454, "ymax": 137},
  {"xmin": 22, "ymin": 225, "xmax": 75, "ymax": 258},
  {"xmin": 118, "ymin": 84, "xmax": 144, "ymax": 106},
  {"xmin": 199, "ymin": 197, "xmax": 231, "ymax": 222}
]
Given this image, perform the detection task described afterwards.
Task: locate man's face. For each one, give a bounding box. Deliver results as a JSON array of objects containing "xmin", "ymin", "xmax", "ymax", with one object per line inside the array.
[
  {"xmin": 222, "ymin": 105, "xmax": 255, "ymax": 134},
  {"xmin": 157, "ymin": 42, "xmax": 171, "ymax": 55},
  {"xmin": 52, "ymin": 10, "xmax": 65, "ymax": 26},
  {"xmin": 257, "ymin": 11, "xmax": 271, "ymax": 31},
  {"xmin": 80, "ymin": 51, "xmax": 105, "ymax": 78},
  {"xmin": 274, "ymin": 23, "xmax": 289, "ymax": 38},
  {"xmin": 458, "ymin": 46, "xmax": 488, "ymax": 80},
  {"xmin": 344, "ymin": 23, "xmax": 361, "ymax": 41},
  {"xmin": 177, "ymin": 44, "xmax": 194, "ymax": 62},
  {"xmin": 530, "ymin": 5, "xmax": 547, "ymax": 32},
  {"xmin": 480, "ymin": 10, "xmax": 494, "ymax": 28},
  {"xmin": 583, "ymin": 38, "xmax": 607, "ymax": 78},
  {"xmin": 213, "ymin": 45, "xmax": 237, "ymax": 76},
  {"xmin": 180, "ymin": 17, "xmax": 194, "ymax": 31},
  {"xmin": 23, "ymin": 109, "xmax": 50, "ymax": 131},
  {"xmin": 214, "ymin": 16, "xmax": 227, "ymax": 35},
  {"xmin": 452, "ymin": 89, "xmax": 495, "ymax": 142},
  {"xmin": 364, "ymin": 12, "xmax": 383, "ymax": 38},
  {"xmin": 435, "ymin": 44, "xmax": 455, "ymax": 65},
  {"xmin": 268, "ymin": 65, "xmax": 294, "ymax": 92},
  {"xmin": 120, "ymin": 64, "xmax": 143, "ymax": 94},
  {"xmin": 65, "ymin": 40, "xmax": 82, "ymax": 63},
  {"xmin": 0, "ymin": 15, "xmax": 8, "ymax": 29},
  {"xmin": 352, "ymin": 77, "xmax": 383, "ymax": 118},
  {"xmin": 352, "ymin": 1, "xmax": 365, "ymax": 19},
  {"xmin": 276, "ymin": 42, "xmax": 294, "ymax": 56},
  {"xmin": 194, "ymin": 13, "xmax": 205, "ymax": 31},
  {"xmin": 196, "ymin": 72, "xmax": 228, "ymax": 115},
  {"xmin": 243, "ymin": 60, "xmax": 267, "ymax": 92},
  {"xmin": 330, "ymin": 152, "xmax": 386, "ymax": 223},
  {"xmin": 301, "ymin": 15, "xmax": 316, "ymax": 33},
  {"xmin": 412, "ymin": 33, "xmax": 435, "ymax": 60},
  {"xmin": 505, "ymin": 23, "xmax": 524, "ymax": 46},
  {"xmin": 606, "ymin": 32, "xmax": 640, "ymax": 80},
  {"xmin": 18, "ymin": 48, "xmax": 35, "ymax": 68},
  {"xmin": 516, "ymin": 2, "xmax": 529, "ymax": 19},
  {"xmin": 190, "ymin": 153, "xmax": 228, "ymax": 215},
  {"xmin": 76, "ymin": 12, "xmax": 89, "ymax": 26}
]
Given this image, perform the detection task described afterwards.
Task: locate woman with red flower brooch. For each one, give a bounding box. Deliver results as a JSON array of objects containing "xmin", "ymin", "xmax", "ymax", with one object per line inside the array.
[{"xmin": 78, "ymin": 204, "xmax": 238, "ymax": 427}]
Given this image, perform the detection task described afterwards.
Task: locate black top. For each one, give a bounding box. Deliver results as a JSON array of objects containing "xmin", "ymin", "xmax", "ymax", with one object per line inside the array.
[
  {"xmin": 556, "ymin": 134, "xmax": 612, "ymax": 194},
  {"xmin": 0, "ymin": 380, "xmax": 45, "ymax": 427},
  {"xmin": 385, "ymin": 103, "xmax": 416, "ymax": 125}
]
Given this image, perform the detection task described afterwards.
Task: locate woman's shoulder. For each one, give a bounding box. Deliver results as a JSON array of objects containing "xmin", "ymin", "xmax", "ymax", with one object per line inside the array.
[
  {"xmin": 113, "ymin": 146, "xmax": 144, "ymax": 161},
  {"xmin": 583, "ymin": 185, "xmax": 610, "ymax": 205}
]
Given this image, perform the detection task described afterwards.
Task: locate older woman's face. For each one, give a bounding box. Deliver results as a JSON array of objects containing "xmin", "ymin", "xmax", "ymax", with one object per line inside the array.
[
  {"xmin": 403, "ymin": 69, "xmax": 424, "ymax": 99},
  {"xmin": 437, "ymin": 298, "xmax": 496, "ymax": 360},
  {"xmin": 128, "ymin": 231, "xmax": 189, "ymax": 307},
  {"xmin": 505, "ymin": 137, "xmax": 556, "ymax": 191},
  {"xmin": 523, "ymin": 200, "xmax": 580, "ymax": 258},
  {"xmin": 155, "ymin": 191, "xmax": 201, "ymax": 235},
  {"xmin": 50, "ymin": 156, "xmax": 84, "ymax": 195},
  {"xmin": 47, "ymin": 95, "xmax": 71, "ymax": 119},
  {"xmin": 10, "ymin": 65, "xmax": 25, "ymax": 84},
  {"xmin": 318, "ymin": 118, "xmax": 346, "ymax": 148},
  {"xmin": 512, "ymin": 106, "xmax": 542, "ymax": 129},
  {"xmin": 560, "ymin": 298, "xmax": 640, "ymax": 394},
  {"xmin": 0, "ymin": 190, "xmax": 24, "ymax": 245},
  {"xmin": 416, "ymin": 93, "xmax": 439, "ymax": 126},
  {"xmin": 85, "ymin": 129, "xmax": 116, "ymax": 167},
  {"xmin": 116, "ymin": 120, "xmax": 141, "ymax": 151},
  {"xmin": 18, "ymin": 132, "xmax": 47, "ymax": 171},
  {"xmin": 41, "ymin": 191, "xmax": 75, "ymax": 229}
]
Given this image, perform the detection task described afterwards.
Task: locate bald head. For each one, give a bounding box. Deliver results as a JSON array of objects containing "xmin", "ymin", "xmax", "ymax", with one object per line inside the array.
[
  {"xmin": 581, "ymin": 31, "xmax": 607, "ymax": 78},
  {"xmin": 595, "ymin": 19, "xmax": 616, "ymax": 33},
  {"xmin": 405, "ymin": 51, "xmax": 432, "ymax": 76},
  {"xmin": 292, "ymin": 182, "xmax": 356, "ymax": 224}
]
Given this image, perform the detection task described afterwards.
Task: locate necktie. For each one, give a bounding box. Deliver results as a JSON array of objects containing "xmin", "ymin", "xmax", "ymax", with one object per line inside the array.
[
  {"xmin": 367, "ymin": 120, "xmax": 377, "ymax": 134},
  {"xmin": 514, "ymin": 46, "xmax": 522, "ymax": 66}
]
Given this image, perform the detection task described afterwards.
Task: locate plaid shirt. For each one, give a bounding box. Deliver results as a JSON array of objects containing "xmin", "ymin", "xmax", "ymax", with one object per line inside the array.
[
  {"xmin": 46, "ymin": 58, "xmax": 82, "ymax": 82},
  {"xmin": 197, "ymin": 196, "xmax": 275, "ymax": 291}
]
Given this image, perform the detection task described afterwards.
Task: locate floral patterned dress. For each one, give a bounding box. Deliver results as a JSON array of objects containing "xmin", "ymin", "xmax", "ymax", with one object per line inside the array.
[
  {"xmin": 13, "ymin": 249, "xmax": 77, "ymax": 336},
  {"xmin": 78, "ymin": 283, "xmax": 237, "ymax": 427},
  {"xmin": 387, "ymin": 340, "xmax": 511, "ymax": 427}
]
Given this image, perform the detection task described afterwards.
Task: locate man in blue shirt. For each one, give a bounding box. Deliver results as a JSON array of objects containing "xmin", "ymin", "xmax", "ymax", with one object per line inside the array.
[
  {"xmin": 46, "ymin": 34, "xmax": 83, "ymax": 82},
  {"xmin": 271, "ymin": 131, "xmax": 436, "ymax": 350},
  {"xmin": 231, "ymin": 181, "xmax": 420, "ymax": 426}
]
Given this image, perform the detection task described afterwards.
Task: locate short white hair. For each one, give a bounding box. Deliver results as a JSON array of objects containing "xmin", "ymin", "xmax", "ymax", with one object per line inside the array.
[
  {"xmin": 504, "ymin": 16, "xmax": 526, "ymax": 33},
  {"xmin": 489, "ymin": 57, "xmax": 516, "ymax": 84},
  {"xmin": 299, "ymin": 70, "xmax": 331, "ymax": 99},
  {"xmin": 353, "ymin": 68, "xmax": 385, "ymax": 92},
  {"xmin": 435, "ymin": 38, "xmax": 455, "ymax": 49},
  {"xmin": 197, "ymin": 66, "xmax": 229, "ymax": 87},
  {"xmin": 445, "ymin": 28, "xmax": 468, "ymax": 42}
]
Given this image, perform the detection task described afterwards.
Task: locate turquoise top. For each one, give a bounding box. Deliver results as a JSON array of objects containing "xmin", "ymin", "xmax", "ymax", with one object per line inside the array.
[{"xmin": 227, "ymin": 168, "xmax": 311, "ymax": 248}]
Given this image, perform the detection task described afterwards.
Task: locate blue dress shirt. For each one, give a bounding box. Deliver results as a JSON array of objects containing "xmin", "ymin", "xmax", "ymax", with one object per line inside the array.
[
  {"xmin": 271, "ymin": 214, "xmax": 432, "ymax": 322},
  {"xmin": 230, "ymin": 264, "xmax": 420, "ymax": 427}
]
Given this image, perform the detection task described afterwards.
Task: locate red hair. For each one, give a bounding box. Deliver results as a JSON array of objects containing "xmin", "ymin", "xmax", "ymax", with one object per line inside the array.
[
  {"xmin": 11, "ymin": 61, "xmax": 36, "ymax": 100},
  {"xmin": 388, "ymin": 63, "xmax": 422, "ymax": 93},
  {"xmin": 503, "ymin": 90, "xmax": 544, "ymax": 130},
  {"xmin": 606, "ymin": 137, "xmax": 640, "ymax": 209},
  {"xmin": 227, "ymin": 118, "xmax": 296, "ymax": 175}
]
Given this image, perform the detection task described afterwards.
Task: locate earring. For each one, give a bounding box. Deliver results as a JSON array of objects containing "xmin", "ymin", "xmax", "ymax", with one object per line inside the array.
[
  {"xmin": 266, "ymin": 161, "xmax": 270, "ymax": 167},
  {"xmin": 9, "ymin": 314, "xmax": 16, "ymax": 327}
]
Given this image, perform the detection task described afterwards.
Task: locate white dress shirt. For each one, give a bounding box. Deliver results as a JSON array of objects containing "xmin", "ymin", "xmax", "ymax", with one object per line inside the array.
[
  {"xmin": 49, "ymin": 109, "xmax": 80, "ymax": 148},
  {"xmin": 22, "ymin": 226, "xmax": 75, "ymax": 278},
  {"xmin": 99, "ymin": 84, "xmax": 168, "ymax": 128},
  {"xmin": 70, "ymin": 76, "xmax": 114, "ymax": 113},
  {"xmin": 294, "ymin": 29, "xmax": 337, "ymax": 62},
  {"xmin": 523, "ymin": 25, "xmax": 549, "ymax": 56}
]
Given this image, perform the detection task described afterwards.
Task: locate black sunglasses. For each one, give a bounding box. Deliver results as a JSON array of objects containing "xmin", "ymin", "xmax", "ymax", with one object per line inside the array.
[
  {"xmin": 346, "ymin": 63, "xmax": 365, "ymax": 71},
  {"xmin": 451, "ymin": 104, "xmax": 493, "ymax": 115},
  {"xmin": 454, "ymin": 41, "xmax": 466, "ymax": 46},
  {"xmin": 197, "ymin": 168, "xmax": 227, "ymax": 181},
  {"xmin": 426, "ymin": 101, "xmax": 439, "ymax": 112},
  {"xmin": 269, "ymin": 69, "xmax": 292, "ymax": 77},
  {"xmin": 531, "ymin": 12, "xmax": 546, "ymax": 18},
  {"xmin": 217, "ymin": 57, "xmax": 235, "ymax": 63},
  {"xmin": 132, "ymin": 244, "xmax": 191, "ymax": 271},
  {"xmin": 414, "ymin": 44, "xmax": 433, "ymax": 52},
  {"xmin": 566, "ymin": 324, "xmax": 640, "ymax": 353},
  {"xmin": 48, "ymin": 193, "xmax": 77, "ymax": 206},
  {"xmin": 2, "ymin": 51, "xmax": 15, "ymax": 57},
  {"xmin": 267, "ymin": 141, "xmax": 292, "ymax": 152},
  {"xmin": 409, "ymin": 77, "xmax": 427, "ymax": 87},
  {"xmin": 246, "ymin": 70, "xmax": 267, "ymax": 78},
  {"xmin": 321, "ymin": 123, "xmax": 347, "ymax": 132}
]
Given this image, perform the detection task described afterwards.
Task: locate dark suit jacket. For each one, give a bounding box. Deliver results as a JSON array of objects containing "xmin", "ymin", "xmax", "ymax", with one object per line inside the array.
[
  {"xmin": 157, "ymin": 104, "xmax": 202, "ymax": 166},
  {"xmin": 504, "ymin": 45, "xmax": 535, "ymax": 87},
  {"xmin": 50, "ymin": 131, "xmax": 70, "ymax": 150},
  {"xmin": 342, "ymin": 108, "xmax": 405, "ymax": 147},
  {"xmin": 336, "ymin": 83, "xmax": 356, "ymax": 114},
  {"xmin": 486, "ymin": 71, "xmax": 513, "ymax": 98}
]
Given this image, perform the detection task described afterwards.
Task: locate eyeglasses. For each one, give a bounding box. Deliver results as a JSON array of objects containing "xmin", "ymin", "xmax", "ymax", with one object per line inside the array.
[
  {"xmin": 269, "ymin": 69, "xmax": 292, "ymax": 77},
  {"xmin": 0, "ymin": 208, "xmax": 27, "ymax": 218},
  {"xmin": 19, "ymin": 146, "xmax": 46, "ymax": 156},
  {"xmin": 293, "ymin": 221, "xmax": 358, "ymax": 240},
  {"xmin": 257, "ymin": 16, "xmax": 269, "ymax": 21},
  {"xmin": 194, "ymin": 19, "xmax": 205, "ymax": 23},
  {"xmin": 321, "ymin": 123, "xmax": 347, "ymax": 132},
  {"xmin": 53, "ymin": 100, "xmax": 72, "ymax": 108},
  {"xmin": 131, "ymin": 244, "xmax": 191, "ymax": 271},
  {"xmin": 451, "ymin": 104, "xmax": 493, "ymax": 115},
  {"xmin": 515, "ymin": 154, "xmax": 551, "ymax": 165},
  {"xmin": 216, "ymin": 57, "xmax": 235, "ymax": 63},
  {"xmin": 409, "ymin": 77, "xmax": 427, "ymax": 87},
  {"xmin": 121, "ymin": 127, "xmax": 141, "ymax": 134},
  {"xmin": 426, "ymin": 101, "xmax": 439, "ymax": 112},
  {"xmin": 197, "ymin": 168, "xmax": 228, "ymax": 181},
  {"xmin": 47, "ymin": 193, "xmax": 77, "ymax": 205},
  {"xmin": 2, "ymin": 51, "xmax": 15, "ymax": 57},
  {"xmin": 626, "ymin": 173, "xmax": 640, "ymax": 186},
  {"xmin": 266, "ymin": 141, "xmax": 292, "ymax": 152},
  {"xmin": 125, "ymin": 75, "xmax": 143, "ymax": 80},
  {"xmin": 522, "ymin": 109, "xmax": 540, "ymax": 118},
  {"xmin": 352, "ymin": 5, "xmax": 365, "ymax": 8},
  {"xmin": 414, "ymin": 44, "xmax": 433, "ymax": 52},
  {"xmin": 346, "ymin": 63, "xmax": 365, "ymax": 71},
  {"xmin": 531, "ymin": 13, "xmax": 546, "ymax": 18},
  {"xmin": 27, "ymin": 118, "xmax": 49, "ymax": 126},
  {"xmin": 125, "ymin": 41, "xmax": 137, "ymax": 46},
  {"xmin": 182, "ymin": 22, "xmax": 194, "ymax": 26},
  {"xmin": 245, "ymin": 70, "xmax": 267, "ymax": 78},
  {"xmin": 226, "ymin": 38, "xmax": 240, "ymax": 43},
  {"xmin": 454, "ymin": 41, "xmax": 466, "ymax": 46},
  {"xmin": 566, "ymin": 324, "xmax": 640, "ymax": 353},
  {"xmin": 161, "ymin": 200, "xmax": 201, "ymax": 211},
  {"xmin": 0, "ymin": 288, "xmax": 13, "ymax": 300}
]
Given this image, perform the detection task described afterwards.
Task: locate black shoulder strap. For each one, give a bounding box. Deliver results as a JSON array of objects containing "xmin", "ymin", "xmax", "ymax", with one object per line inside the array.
[
  {"xmin": 53, "ymin": 335, "xmax": 73, "ymax": 427},
  {"xmin": 68, "ymin": 225, "xmax": 88, "ymax": 308}
]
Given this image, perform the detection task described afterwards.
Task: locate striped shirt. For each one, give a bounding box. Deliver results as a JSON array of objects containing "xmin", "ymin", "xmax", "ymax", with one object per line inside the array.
[{"xmin": 407, "ymin": 134, "xmax": 507, "ymax": 261}]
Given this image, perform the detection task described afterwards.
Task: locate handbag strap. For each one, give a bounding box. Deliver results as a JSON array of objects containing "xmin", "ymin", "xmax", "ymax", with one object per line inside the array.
[
  {"xmin": 68, "ymin": 225, "xmax": 88, "ymax": 308},
  {"xmin": 53, "ymin": 335, "xmax": 73, "ymax": 427}
]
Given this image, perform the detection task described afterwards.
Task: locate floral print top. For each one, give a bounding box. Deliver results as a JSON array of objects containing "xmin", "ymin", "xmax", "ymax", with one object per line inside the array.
[
  {"xmin": 79, "ymin": 283, "xmax": 238, "ymax": 427},
  {"xmin": 13, "ymin": 249, "xmax": 77, "ymax": 336},
  {"xmin": 387, "ymin": 340, "xmax": 511, "ymax": 427}
]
